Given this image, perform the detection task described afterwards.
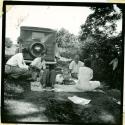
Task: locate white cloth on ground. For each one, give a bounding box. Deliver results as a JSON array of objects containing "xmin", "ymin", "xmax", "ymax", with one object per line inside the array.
[
  {"xmin": 54, "ymin": 66, "xmax": 100, "ymax": 92},
  {"xmin": 68, "ymin": 96, "xmax": 91, "ymax": 105},
  {"xmin": 76, "ymin": 67, "xmax": 100, "ymax": 91}
]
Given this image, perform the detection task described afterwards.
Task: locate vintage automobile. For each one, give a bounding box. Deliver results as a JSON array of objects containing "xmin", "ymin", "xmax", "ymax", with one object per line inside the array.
[{"xmin": 18, "ymin": 26, "xmax": 57, "ymax": 68}]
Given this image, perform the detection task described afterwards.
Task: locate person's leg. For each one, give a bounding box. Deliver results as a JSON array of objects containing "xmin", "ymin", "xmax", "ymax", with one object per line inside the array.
[
  {"xmin": 31, "ymin": 71, "xmax": 38, "ymax": 81},
  {"xmin": 40, "ymin": 69, "xmax": 50, "ymax": 88},
  {"xmin": 49, "ymin": 69, "xmax": 56, "ymax": 88},
  {"xmin": 5, "ymin": 65, "xmax": 12, "ymax": 74},
  {"xmin": 9, "ymin": 66, "xmax": 31, "ymax": 79},
  {"xmin": 112, "ymin": 69, "xmax": 119, "ymax": 89},
  {"xmin": 111, "ymin": 70, "xmax": 116, "ymax": 89},
  {"xmin": 29, "ymin": 66, "xmax": 39, "ymax": 81},
  {"xmin": 37, "ymin": 70, "xmax": 44, "ymax": 82},
  {"xmin": 6, "ymin": 66, "xmax": 32, "ymax": 91}
]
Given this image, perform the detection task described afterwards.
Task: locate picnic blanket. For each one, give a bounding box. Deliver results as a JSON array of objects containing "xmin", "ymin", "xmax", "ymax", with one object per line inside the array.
[
  {"xmin": 31, "ymin": 81, "xmax": 101, "ymax": 92},
  {"xmin": 31, "ymin": 82, "xmax": 80, "ymax": 92},
  {"xmin": 54, "ymin": 84, "xmax": 82, "ymax": 92}
]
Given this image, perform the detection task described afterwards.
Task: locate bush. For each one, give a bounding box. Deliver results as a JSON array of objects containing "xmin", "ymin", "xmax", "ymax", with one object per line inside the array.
[{"xmin": 59, "ymin": 47, "xmax": 79, "ymax": 59}]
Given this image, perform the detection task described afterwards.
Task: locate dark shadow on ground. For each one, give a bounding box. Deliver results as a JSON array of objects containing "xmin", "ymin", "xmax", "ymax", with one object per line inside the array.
[{"xmin": 3, "ymin": 79, "xmax": 122, "ymax": 124}]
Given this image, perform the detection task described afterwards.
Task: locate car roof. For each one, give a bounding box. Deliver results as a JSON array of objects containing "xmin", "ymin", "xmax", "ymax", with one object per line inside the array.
[{"xmin": 20, "ymin": 26, "xmax": 56, "ymax": 33}]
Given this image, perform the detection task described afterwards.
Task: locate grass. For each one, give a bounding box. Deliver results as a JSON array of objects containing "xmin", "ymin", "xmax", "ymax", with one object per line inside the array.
[{"xmin": 3, "ymin": 76, "xmax": 121, "ymax": 124}]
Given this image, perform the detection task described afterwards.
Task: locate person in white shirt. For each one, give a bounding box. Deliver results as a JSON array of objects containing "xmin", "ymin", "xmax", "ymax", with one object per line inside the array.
[
  {"xmin": 30, "ymin": 52, "xmax": 56, "ymax": 89},
  {"xmin": 5, "ymin": 52, "xmax": 31, "ymax": 79},
  {"xmin": 69, "ymin": 54, "xmax": 84, "ymax": 79},
  {"xmin": 30, "ymin": 53, "xmax": 46, "ymax": 81}
]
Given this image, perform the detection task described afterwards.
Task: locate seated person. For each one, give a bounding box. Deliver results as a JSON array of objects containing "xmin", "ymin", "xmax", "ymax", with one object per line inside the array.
[
  {"xmin": 30, "ymin": 52, "xmax": 56, "ymax": 89},
  {"xmin": 30, "ymin": 52, "xmax": 46, "ymax": 81},
  {"xmin": 69, "ymin": 54, "xmax": 84, "ymax": 79},
  {"xmin": 5, "ymin": 52, "xmax": 31, "ymax": 79}
]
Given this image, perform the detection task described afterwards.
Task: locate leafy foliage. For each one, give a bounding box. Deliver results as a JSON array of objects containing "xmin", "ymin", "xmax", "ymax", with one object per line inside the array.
[
  {"xmin": 79, "ymin": 5, "xmax": 122, "ymax": 59},
  {"xmin": 56, "ymin": 28, "xmax": 79, "ymax": 48},
  {"xmin": 79, "ymin": 5, "xmax": 122, "ymax": 85},
  {"xmin": 79, "ymin": 5, "xmax": 122, "ymax": 41}
]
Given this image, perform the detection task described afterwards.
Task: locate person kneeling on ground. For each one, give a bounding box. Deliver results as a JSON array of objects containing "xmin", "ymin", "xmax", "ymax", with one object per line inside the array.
[
  {"xmin": 69, "ymin": 54, "xmax": 84, "ymax": 79},
  {"xmin": 30, "ymin": 52, "xmax": 46, "ymax": 81},
  {"xmin": 5, "ymin": 52, "xmax": 32, "ymax": 79},
  {"xmin": 30, "ymin": 52, "xmax": 56, "ymax": 89}
]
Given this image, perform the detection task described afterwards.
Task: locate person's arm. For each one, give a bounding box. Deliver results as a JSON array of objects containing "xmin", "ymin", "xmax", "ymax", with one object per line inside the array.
[
  {"xmin": 17, "ymin": 53, "xmax": 28, "ymax": 70},
  {"xmin": 112, "ymin": 58, "xmax": 118, "ymax": 71},
  {"xmin": 23, "ymin": 60, "xmax": 28, "ymax": 67},
  {"xmin": 30, "ymin": 58, "xmax": 38, "ymax": 66},
  {"xmin": 109, "ymin": 59, "xmax": 114, "ymax": 65},
  {"xmin": 42, "ymin": 60, "xmax": 46, "ymax": 70},
  {"xmin": 30, "ymin": 58, "xmax": 42, "ymax": 70}
]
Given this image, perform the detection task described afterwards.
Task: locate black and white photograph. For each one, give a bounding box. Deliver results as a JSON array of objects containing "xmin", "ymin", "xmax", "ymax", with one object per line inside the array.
[{"xmin": 2, "ymin": 1, "xmax": 124, "ymax": 124}]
